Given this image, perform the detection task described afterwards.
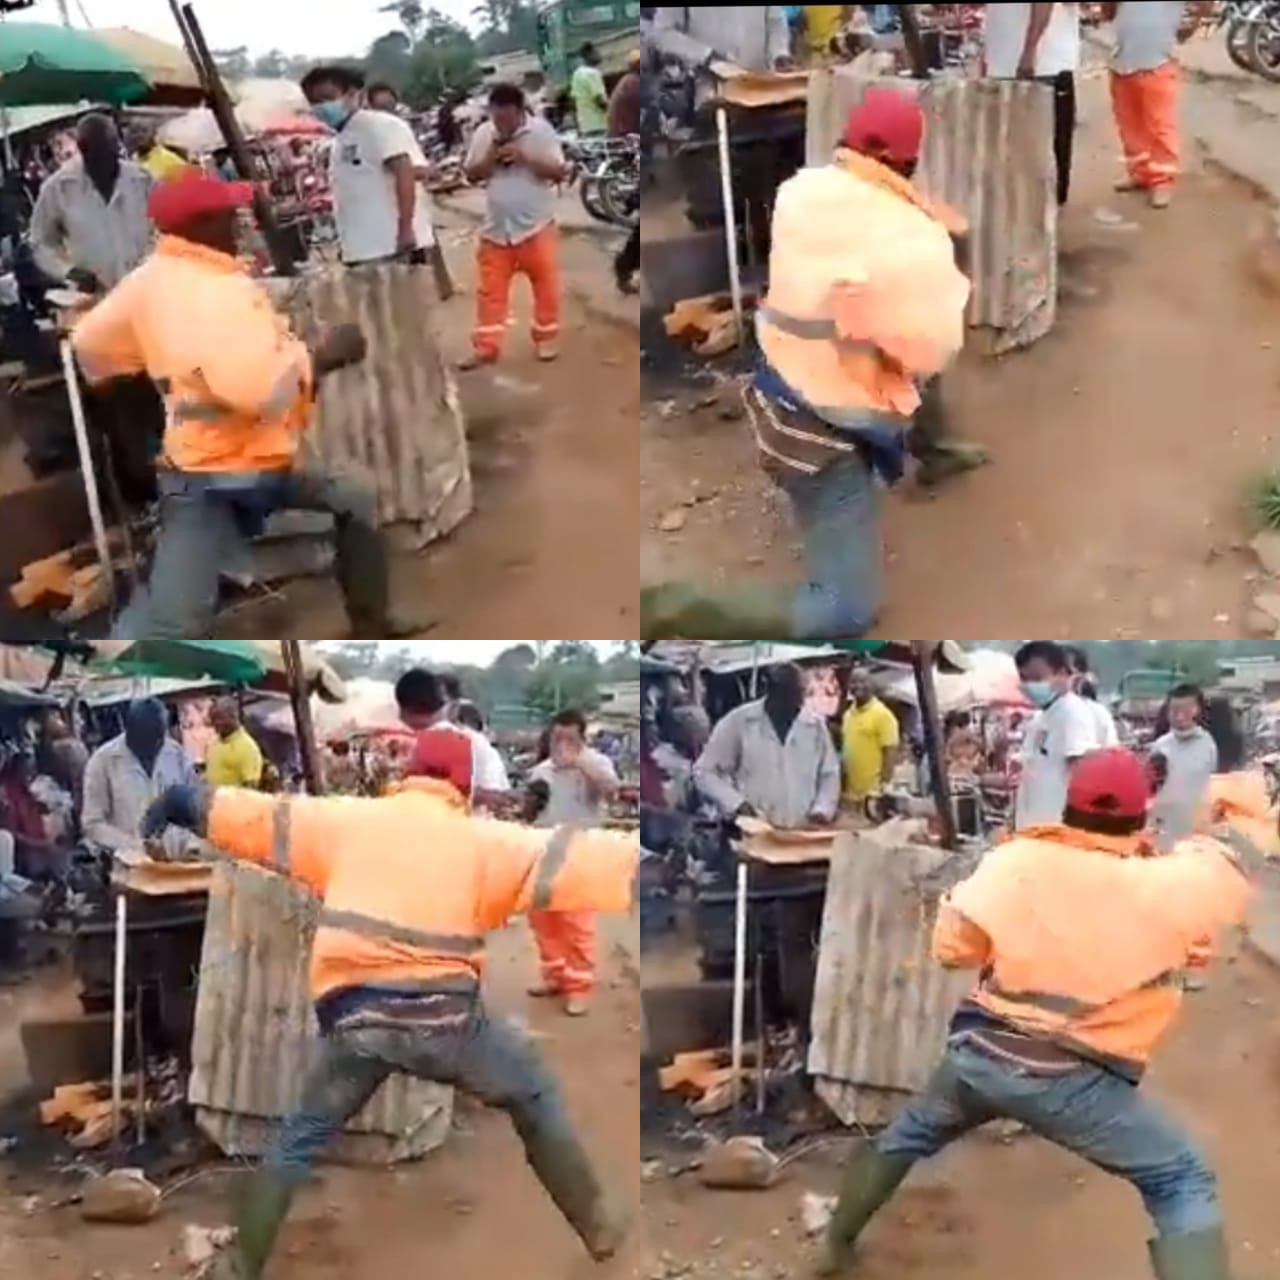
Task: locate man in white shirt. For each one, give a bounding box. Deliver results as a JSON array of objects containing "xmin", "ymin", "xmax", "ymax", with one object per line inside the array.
[
  {"xmin": 1013, "ymin": 641, "xmax": 1098, "ymax": 829},
  {"xmin": 301, "ymin": 65, "xmax": 453, "ymax": 296},
  {"xmin": 1064, "ymin": 646, "xmax": 1120, "ymax": 748},
  {"xmin": 983, "ymin": 3, "xmax": 1081, "ymax": 205},
  {"xmin": 1149, "ymin": 683, "xmax": 1219, "ymax": 851}
]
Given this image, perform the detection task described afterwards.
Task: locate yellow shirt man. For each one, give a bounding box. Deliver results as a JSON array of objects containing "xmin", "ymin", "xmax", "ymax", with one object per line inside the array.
[
  {"xmin": 804, "ymin": 5, "xmax": 848, "ymax": 57},
  {"xmin": 841, "ymin": 695, "xmax": 900, "ymax": 800},
  {"xmin": 206, "ymin": 726, "xmax": 265, "ymax": 789},
  {"xmin": 140, "ymin": 144, "xmax": 188, "ymax": 182}
]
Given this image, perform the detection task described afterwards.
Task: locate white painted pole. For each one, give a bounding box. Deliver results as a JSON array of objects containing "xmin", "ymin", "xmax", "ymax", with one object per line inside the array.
[
  {"xmin": 730, "ymin": 858, "xmax": 748, "ymax": 1112},
  {"xmin": 111, "ymin": 892, "xmax": 127, "ymax": 1151},
  {"xmin": 715, "ymin": 105, "xmax": 745, "ymax": 338},
  {"xmin": 60, "ymin": 338, "xmax": 116, "ymax": 613}
]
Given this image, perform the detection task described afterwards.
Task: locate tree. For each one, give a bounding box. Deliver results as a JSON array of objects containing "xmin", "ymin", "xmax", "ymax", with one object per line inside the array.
[
  {"xmin": 252, "ymin": 49, "xmax": 290, "ymax": 78},
  {"xmin": 212, "ymin": 46, "xmax": 251, "ymax": 80},
  {"xmin": 405, "ymin": 10, "xmax": 481, "ymax": 102},
  {"xmin": 380, "ymin": 0, "xmax": 428, "ymax": 40},
  {"xmin": 367, "ymin": 30, "xmax": 415, "ymax": 93}
]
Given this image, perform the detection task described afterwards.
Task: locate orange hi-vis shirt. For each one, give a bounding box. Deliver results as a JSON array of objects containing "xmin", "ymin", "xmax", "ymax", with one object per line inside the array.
[
  {"xmin": 933, "ymin": 823, "xmax": 1253, "ymax": 1078},
  {"xmin": 206, "ymin": 778, "xmax": 638, "ymax": 1003},
  {"xmin": 758, "ymin": 149, "xmax": 970, "ymax": 420},
  {"xmin": 71, "ymin": 235, "xmax": 313, "ymax": 473}
]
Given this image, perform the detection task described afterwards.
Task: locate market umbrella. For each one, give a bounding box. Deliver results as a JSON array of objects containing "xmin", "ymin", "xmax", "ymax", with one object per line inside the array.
[
  {"xmin": 90, "ymin": 640, "xmax": 268, "ymax": 685},
  {"xmin": 0, "ymin": 23, "xmax": 151, "ymax": 107}
]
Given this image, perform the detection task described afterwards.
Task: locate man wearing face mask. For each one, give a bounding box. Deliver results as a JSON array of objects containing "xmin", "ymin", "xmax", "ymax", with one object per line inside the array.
[
  {"xmin": 1149, "ymin": 684, "xmax": 1218, "ymax": 852},
  {"xmin": 81, "ymin": 699, "xmax": 197, "ymax": 856},
  {"xmin": 1012, "ymin": 641, "xmax": 1098, "ymax": 831},
  {"xmin": 300, "ymin": 65, "xmax": 448, "ymax": 296},
  {"xmin": 71, "ymin": 168, "xmax": 418, "ymax": 639},
  {"xmin": 694, "ymin": 663, "xmax": 841, "ymax": 830}
]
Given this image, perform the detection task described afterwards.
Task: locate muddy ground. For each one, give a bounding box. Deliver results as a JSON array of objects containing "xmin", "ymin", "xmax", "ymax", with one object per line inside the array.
[
  {"xmin": 640, "ymin": 65, "xmax": 1280, "ymax": 638},
  {"xmin": 637, "ymin": 941, "xmax": 1280, "ymax": 1280},
  {"xmin": 0, "ymin": 914, "xmax": 642, "ymax": 1280},
  {"xmin": 217, "ymin": 202, "xmax": 640, "ymax": 642}
]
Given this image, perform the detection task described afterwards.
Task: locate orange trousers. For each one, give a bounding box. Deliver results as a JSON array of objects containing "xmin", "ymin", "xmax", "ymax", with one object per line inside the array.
[
  {"xmin": 472, "ymin": 225, "xmax": 561, "ymax": 360},
  {"xmin": 1109, "ymin": 61, "xmax": 1181, "ymax": 189},
  {"xmin": 529, "ymin": 909, "xmax": 597, "ymax": 996}
]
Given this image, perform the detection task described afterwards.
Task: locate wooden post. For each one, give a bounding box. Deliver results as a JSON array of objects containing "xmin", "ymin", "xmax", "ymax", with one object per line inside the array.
[
  {"xmin": 912, "ymin": 641, "xmax": 957, "ymax": 849},
  {"xmin": 282, "ymin": 641, "xmax": 325, "ymax": 795},
  {"xmin": 168, "ymin": 0, "xmax": 298, "ymax": 276},
  {"xmin": 895, "ymin": 4, "xmax": 930, "ymax": 79}
]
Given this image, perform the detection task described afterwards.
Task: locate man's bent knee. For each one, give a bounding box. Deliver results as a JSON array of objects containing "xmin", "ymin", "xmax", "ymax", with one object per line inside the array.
[{"xmin": 1139, "ymin": 1146, "xmax": 1222, "ymax": 1237}]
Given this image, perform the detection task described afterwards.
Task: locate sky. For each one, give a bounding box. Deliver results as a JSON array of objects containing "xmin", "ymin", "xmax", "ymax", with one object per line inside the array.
[
  {"xmin": 17, "ymin": 0, "xmax": 475, "ymax": 59},
  {"xmin": 318, "ymin": 641, "xmax": 624, "ymax": 668}
]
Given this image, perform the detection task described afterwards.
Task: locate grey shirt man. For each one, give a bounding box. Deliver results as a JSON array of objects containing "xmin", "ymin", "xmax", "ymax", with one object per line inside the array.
[
  {"xmin": 694, "ymin": 698, "xmax": 841, "ymax": 830},
  {"xmin": 1149, "ymin": 726, "xmax": 1218, "ymax": 850},
  {"xmin": 1111, "ymin": 1, "xmax": 1187, "ymax": 75},
  {"xmin": 529, "ymin": 747, "xmax": 619, "ymax": 828},
  {"xmin": 81, "ymin": 733, "xmax": 197, "ymax": 854},
  {"xmin": 464, "ymin": 115, "xmax": 565, "ymax": 246},
  {"xmin": 30, "ymin": 157, "xmax": 154, "ymax": 288}
]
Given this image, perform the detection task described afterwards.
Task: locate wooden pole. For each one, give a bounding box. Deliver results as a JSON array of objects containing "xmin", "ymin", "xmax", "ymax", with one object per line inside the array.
[
  {"xmin": 913, "ymin": 641, "xmax": 957, "ymax": 849},
  {"xmin": 895, "ymin": 4, "xmax": 930, "ymax": 79},
  {"xmin": 168, "ymin": 0, "xmax": 298, "ymax": 275},
  {"xmin": 282, "ymin": 641, "xmax": 325, "ymax": 795}
]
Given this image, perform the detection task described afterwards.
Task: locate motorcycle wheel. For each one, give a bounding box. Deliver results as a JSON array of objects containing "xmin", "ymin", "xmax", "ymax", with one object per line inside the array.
[
  {"xmin": 1226, "ymin": 14, "xmax": 1259, "ymax": 71},
  {"xmin": 600, "ymin": 176, "xmax": 640, "ymax": 228},
  {"xmin": 579, "ymin": 174, "xmax": 609, "ymax": 222},
  {"xmin": 1245, "ymin": 11, "xmax": 1280, "ymax": 81}
]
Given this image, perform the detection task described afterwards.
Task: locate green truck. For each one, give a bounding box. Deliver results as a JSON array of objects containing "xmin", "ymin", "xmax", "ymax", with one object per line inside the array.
[{"xmin": 536, "ymin": 0, "xmax": 642, "ymax": 88}]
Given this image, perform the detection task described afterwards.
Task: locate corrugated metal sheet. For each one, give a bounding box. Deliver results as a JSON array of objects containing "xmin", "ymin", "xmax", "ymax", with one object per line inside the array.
[
  {"xmin": 806, "ymin": 70, "xmax": 1057, "ymax": 353},
  {"xmin": 807, "ymin": 831, "xmax": 979, "ymax": 1126},
  {"xmin": 188, "ymin": 864, "xmax": 454, "ymax": 1165},
  {"xmin": 272, "ymin": 264, "xmax": 473, "ymax": 551}
]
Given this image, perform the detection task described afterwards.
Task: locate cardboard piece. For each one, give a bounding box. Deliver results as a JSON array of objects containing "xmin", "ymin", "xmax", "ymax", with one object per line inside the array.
[{"xmin": 112, "ymin": 848, "xmax": 214, "ymax": 897}]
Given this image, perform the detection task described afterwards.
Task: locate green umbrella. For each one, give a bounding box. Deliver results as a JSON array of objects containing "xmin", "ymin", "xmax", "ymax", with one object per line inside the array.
[
  {"xmin": 0, "ymin": 22, "xmax": 150, "ymax": 107},
  {"xmin": 90, "ymin": 640, "xmax": 268, "ymax": 685}
]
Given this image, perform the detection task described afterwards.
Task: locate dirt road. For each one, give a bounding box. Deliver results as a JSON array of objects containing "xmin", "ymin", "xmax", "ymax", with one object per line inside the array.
[
  {"xmin": 0, "ymin": 915, "xmax": 641, "ymax": 1280},
  {"xmin": 641, "ymin": 65, "xmax": 1280, "ymax": 638},
  {"xmin": 638, "ymin": 944, "xmax": 1280, "ymax": 1280},
  {"xmin": 219, "ymin": 201, "xmax": 640, "ymax": 641}
]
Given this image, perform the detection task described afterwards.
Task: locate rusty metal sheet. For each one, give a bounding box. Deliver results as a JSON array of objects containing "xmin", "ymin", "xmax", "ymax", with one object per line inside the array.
[
  {"xmin": 807, "ymin": 831, "xmax": 977, "ymax": 1127},
  {"xmin": 188, "ymin": 863, "xmax": 454, "ymax": 1165},
  {"xmin": 806, "ymin": 70, "xmax": 1057, "ymax": 353},
  {"xmin": 273, "ymin": 263, "xmax": 473, "ymax": 550}
]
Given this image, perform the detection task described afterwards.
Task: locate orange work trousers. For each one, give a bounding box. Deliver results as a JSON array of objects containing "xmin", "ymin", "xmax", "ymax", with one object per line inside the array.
[
  {"xmin": 1109, "ymin": 60, "xmax": 1181, "ymax": 189},
  {"xmin": 529, "ymin": 909, "xmax": 597, "ymax": 996},
  {"xmin": 472, "ymin": 225, "xmax": 561, "ymax": 360}
]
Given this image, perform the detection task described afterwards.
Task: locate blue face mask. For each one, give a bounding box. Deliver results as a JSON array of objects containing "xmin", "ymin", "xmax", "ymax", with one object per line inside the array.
[
  {"xmin": 311, "ymin": 100, "xmax": 352, "ymax": 130},
  {"xmin": 1021, "ymin": 680, "xmax": 1057, "ymax": 709}
]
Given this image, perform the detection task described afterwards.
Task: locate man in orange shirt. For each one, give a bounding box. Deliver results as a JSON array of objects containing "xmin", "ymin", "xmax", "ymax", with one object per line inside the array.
[
  {"xmin": 817, "ymin": 748, "xmax": 1259, "ymax": 1280},
  {"xmin": 71, "ymin": 169, "xmax": 414, "ymax": 639}
]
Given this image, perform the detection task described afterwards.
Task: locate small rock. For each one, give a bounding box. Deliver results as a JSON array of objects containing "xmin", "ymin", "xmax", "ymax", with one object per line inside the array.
[
  {"xmin": 658, "ymin": 508, "xmax": 688, "ymax": 534},
  {"xmin": 698, "ymin": 1136, "xmax": 780, "ymax": 1191},
  {"xmin": 800, "ymin": 1191, "xmax": 836, "ymax": 1237},
  {"xmin": 80, "ymin": 1169, "xmax": 161, "ymax": 1225},
  {"xmin": 640, "ymin": 1159, "xmax": 665, "ymax": 1184},
  {"xmin": 1251, "ymin": 532, "xmax": 1280, "ymax": 578},
  {"xmin": 181, "ymin": 1224, "xmax": 235, "ymax": 1270}
]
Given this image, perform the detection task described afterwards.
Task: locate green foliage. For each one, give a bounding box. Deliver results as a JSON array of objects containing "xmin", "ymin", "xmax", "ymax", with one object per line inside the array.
[{"xmin": 1244, "ymin": 469, "xmax": 1280, "ymax": 532}]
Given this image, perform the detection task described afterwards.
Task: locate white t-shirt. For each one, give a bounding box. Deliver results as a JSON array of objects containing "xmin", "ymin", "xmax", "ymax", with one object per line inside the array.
[
  {"xmin": 1085, "ymin": 698, "xmax": 1120, "ymax": 749},
  {"xmin": 329, "ymin": 108, "xmax": 436, "ymax": 264},
  {"xmin": 984, "ymin": 2, "xmax": 1081, "ymax": 78},
  {"xmin": 1014, "ymin": 691, "xmax": 1097, "ymax": 830}
]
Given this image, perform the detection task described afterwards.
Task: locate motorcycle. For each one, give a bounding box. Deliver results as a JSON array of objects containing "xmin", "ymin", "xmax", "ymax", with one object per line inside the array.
[
  {"xmin": 1221, "ymin": 0, "xmax": 1280, "ymax": 81},
  {"xmin": 565, "ymin": 134, "xmax": 639, "ymax": 228}
]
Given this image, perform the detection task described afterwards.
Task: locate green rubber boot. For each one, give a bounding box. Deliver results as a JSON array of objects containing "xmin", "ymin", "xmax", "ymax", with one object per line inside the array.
[
  {"xmin": 520, "ymin": 1122, "xmax": 630, "ymax": 1260},
  {"xmin": 208, "ymin": 1170, "xmax": 299, "ymax": 1279},
  {"xmin": 1148, "ymin": 1229, "xmax": 1231, "ymax": 1280},
  {"xmin": 813, "ymin": 1146, "xmax": 915, "ymax": 1277},
  {"xmin": 640, "ymin": 582, "xmax": 793, "ymax": 642}
]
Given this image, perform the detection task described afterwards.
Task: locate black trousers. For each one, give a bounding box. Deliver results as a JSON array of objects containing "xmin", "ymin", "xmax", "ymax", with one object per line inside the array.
[
  {"xmin": 1042, "ymin": 71, "xmax": 1077, "ymax": 206},
  {"xmin": 615, "ymin": 226, "xmax": 639, "ymax": 281}
]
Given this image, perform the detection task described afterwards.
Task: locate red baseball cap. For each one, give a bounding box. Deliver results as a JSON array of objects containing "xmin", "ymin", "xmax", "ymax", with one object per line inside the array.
[
  {"xmin": 406, "ymin": 725, "xmax": 474, "ymax": 799},
  {"xmin": 1065, "ymin": 748, "xmax": 1152, "ymax": 820},
  {"xmin": 148, "ymin": 166, "xmax": 256, "ymax": 233},
  {"xmin": 842, "ymin": 86, "xmax": 924, "ymax": 165}
]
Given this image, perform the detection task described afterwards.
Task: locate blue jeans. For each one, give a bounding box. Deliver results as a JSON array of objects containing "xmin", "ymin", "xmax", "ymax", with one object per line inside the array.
[
  {"xmin": 879, "ymin": 1038, "xmax": 1221, "ymax": 1238},
  {"xmin": 112, "ymin": 464, "xmax": 380, "ymax": 639},
  {"xmin": 777, "ymin": 454, "xmax": 882, "ymax": 638}
]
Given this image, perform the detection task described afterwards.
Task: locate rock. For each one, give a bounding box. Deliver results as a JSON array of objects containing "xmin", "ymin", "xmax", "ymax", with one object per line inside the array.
[
  {"xmin": 181, "ymin": 1224, "xmax": 236, "ymax": 1270},
  {"xmin": 800, "ymin": 1191, "xmax": 836, "ymax": 1237},
  {"xmin": 658, "ymin": 508, "xmax": 688, "ymax": 534},
  {"xmin": 1252, "ymin": 532, "xmax": 1280, "ymax": 578},
  {"xmin": 640, "ymin": 1159, "xmax": 666, "ymax": 1184},
  {"xmin": 80, "ymin": 1169, "xmax": 161, "ymax": 1225},
  {"xmin": 698, "ymin": 1136, "xmax": 780, "ymax": 1191},
  {"xmin": 1254, "ymin": 591, "xmax": 1280, "ymax": 625},
  {"xmin": 1246, "ymin": 609, "xmax": 1280, "ymax": 638}
]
